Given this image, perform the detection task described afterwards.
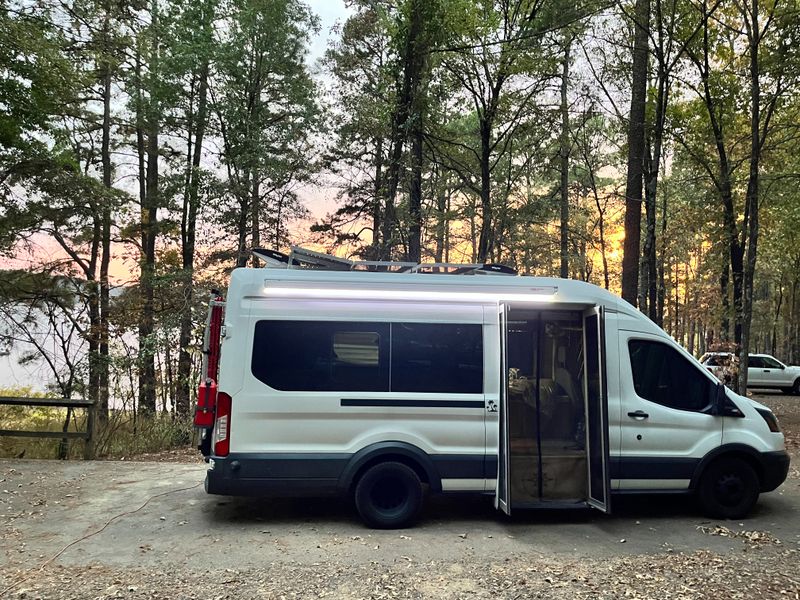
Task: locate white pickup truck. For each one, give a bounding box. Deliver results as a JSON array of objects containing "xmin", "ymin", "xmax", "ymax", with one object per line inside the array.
[{"xmin": 700, "ymin": 352, "xmax": 800, "ymax": 395}]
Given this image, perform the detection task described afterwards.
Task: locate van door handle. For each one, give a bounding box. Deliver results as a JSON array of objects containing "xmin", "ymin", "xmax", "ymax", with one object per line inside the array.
[
  {"xmin": 627, "ymin": 410, "xmax": 649, "ymax": 419},
  {"xmin": 763, "ymin": 370, "xmax": 770, "ymax": 373}
]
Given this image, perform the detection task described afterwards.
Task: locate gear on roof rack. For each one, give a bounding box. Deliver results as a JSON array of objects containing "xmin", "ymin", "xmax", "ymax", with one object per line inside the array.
[{"xmin": 251, "ymin": 246, "xmax": 517, "ymax": 276}]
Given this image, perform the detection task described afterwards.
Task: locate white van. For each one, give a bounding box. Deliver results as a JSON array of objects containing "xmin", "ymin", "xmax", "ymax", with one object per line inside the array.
[{"xmin": 196, "ymin": 248, "xmax": 789, "ymax": 528}]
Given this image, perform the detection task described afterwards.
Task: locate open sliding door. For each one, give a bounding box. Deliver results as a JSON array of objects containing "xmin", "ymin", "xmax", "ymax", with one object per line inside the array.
[
  {"xmin": 496, "ymin": 303, "xmax": 511, "ymax": 515},
  {"xmin": 583, "ymin": 306, "xmax": 611, "ymax": 513}
]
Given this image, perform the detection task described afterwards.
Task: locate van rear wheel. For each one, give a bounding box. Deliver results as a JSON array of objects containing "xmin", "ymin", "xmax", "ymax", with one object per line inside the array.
[
  {"xmin": 698, "ymin": 457, "xmax": 760, "ymax": 519},
  {"xmin": 354, "ymin": 462, "xmax": 423, "ymax": 529}
]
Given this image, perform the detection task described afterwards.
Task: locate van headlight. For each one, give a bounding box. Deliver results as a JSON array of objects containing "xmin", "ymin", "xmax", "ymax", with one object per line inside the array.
[{"xmin": 756, "ymin": 408, "xmax": 781, "ymax": 433}]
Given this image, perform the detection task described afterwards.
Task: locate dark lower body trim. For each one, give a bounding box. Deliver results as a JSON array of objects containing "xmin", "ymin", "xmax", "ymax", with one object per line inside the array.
[
  {"xmin": 760, "ymin": 450, "xmax": 790, "ymax": 492},
  {"xmin": 610, "ymin": 457, "xmax": 699, "ymax": 480},
  {"xmin": 205, "ymin": 451, "xmax": 488, "ymax": 498},
  {"xmin": 206, "ymin": 453, "xmax": 349, "ymax": 497},
  {"xmin": 204, "ymin": 449, "xmax": 790, "ymax": 499}
]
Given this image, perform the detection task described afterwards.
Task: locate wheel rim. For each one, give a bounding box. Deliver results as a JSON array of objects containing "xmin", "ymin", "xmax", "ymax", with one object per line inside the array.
[
  {"xmin": 370, "ymin": 475, "xmax": 408, "ymax": 514},
  {"xmin": 714, "ymin": 473, "xmax": 746, "ymax": 507}
]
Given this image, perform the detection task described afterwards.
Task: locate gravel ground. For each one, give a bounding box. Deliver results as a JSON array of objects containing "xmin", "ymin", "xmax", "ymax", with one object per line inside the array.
[
  {"xmin": 3, "ymin": 548, "xmax": 800, "ymax": 600},
  {"xmin": 0, "ymin": 392, "xmax": 798, "ymax": 599}
]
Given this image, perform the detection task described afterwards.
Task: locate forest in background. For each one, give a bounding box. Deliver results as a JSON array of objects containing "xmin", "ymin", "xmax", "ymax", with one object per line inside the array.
[{"xmin": 1, "ymin": 0, "xmax": 799, "ymax": 432}]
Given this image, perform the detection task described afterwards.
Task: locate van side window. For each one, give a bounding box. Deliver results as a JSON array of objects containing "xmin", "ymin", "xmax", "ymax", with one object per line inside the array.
[
  {"xmin": 628, "ymin": 340, "xmax": 712, "ymax": 412},
  {"xmin": 748, "ymin": 356, "xmax": 764, "ymax": 368},
  {"xmin": 252, "ymin": 320, "xmax": 483, "ymax": 393},
  {"xmin": 391, "ymin": 323, "xmax": 483, "ymax": 394},
  {"xmin": 252, "ymin": 321, "xmax": 390, "ymax": 391}
]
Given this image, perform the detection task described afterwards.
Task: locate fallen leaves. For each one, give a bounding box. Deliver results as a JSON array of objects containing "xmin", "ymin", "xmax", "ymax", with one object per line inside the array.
[{"xmin": 696, "ymin": 525, "xmax": 782, "ymax": 547}]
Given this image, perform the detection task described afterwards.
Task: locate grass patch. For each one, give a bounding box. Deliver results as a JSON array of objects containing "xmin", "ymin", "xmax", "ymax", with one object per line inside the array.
[{"xmin": 0, "ymin": 405, "xmax": 194, "ymax": 460}]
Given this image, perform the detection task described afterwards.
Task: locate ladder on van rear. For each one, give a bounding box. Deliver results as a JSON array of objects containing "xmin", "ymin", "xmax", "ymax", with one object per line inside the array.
[{"xmin": 195, "ymin": 290, "xmax": 225, "ymax": 456}]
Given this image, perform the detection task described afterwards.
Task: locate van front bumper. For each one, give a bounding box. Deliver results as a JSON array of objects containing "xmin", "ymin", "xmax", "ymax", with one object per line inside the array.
[{"xmin": 761, "ymin": 450, "xmax": 790, "ymax": 492}]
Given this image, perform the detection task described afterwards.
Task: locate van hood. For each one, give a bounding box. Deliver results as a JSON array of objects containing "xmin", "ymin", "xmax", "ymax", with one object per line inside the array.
[
  {"xmin": 726, "ymin": 389, "xmax": 769, "ymax": 412},
  {"xmin": 743, "ymin": 396, "xmax": 770, "ymax": 411}
]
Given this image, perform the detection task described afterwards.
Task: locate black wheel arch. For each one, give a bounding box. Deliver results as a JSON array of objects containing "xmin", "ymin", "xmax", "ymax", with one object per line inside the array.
[
  {"xmin": 690, "ymin": 444, "xmax": 765, "ymax": 491},
  {"xmin": 338, "ymin": 441, "xmax": 441, "ymax": 494}
]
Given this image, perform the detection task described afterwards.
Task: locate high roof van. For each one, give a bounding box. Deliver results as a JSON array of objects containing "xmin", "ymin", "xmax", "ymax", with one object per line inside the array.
[{"xmin": 195, "ymin": 248, "xmax": 789, "ymax": 528}]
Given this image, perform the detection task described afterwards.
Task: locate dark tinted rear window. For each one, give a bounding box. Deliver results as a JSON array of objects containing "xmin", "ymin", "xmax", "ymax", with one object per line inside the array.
[
  {"xmin": 252, "ymin": 321, "xmax": 390, "ymax": 391},
  {"xmin": 391, "ymin": 323, "xmax": 483, "ymax": 393},
  {"xmin": 252, "ymin": 321, "xmax": 483, "ymax": 394}
]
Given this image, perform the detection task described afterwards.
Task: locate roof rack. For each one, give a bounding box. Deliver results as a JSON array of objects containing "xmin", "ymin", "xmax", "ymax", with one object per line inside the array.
[{"xmin": 251, "ymin": 247, "xmax": 517, "ymax": 276}]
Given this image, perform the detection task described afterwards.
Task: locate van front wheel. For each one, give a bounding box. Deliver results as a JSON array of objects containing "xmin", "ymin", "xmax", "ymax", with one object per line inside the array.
[
  {"xmin": 698, "ymin": 457, "xmax": 760, "ymax": 519},
  {"xmin": 354, "ymin": 462, "xmax": 423, "ymax": 529}
]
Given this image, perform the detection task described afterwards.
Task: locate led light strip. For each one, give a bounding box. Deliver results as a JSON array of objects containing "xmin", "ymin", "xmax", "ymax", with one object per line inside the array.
[{"xmin": 263, "ymin": 284, "xmax": 557, "ymax": 303}]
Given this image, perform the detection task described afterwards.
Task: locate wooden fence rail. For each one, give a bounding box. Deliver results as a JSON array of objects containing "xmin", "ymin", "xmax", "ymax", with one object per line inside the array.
[{"xmin": 0, "ymin": 396, "xmax": 95, "ymax": 459}]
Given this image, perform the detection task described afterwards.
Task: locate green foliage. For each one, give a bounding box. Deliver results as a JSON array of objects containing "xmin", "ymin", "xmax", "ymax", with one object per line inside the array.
[
  {"xmin": 0, "ymin": 5, "xmax": 78, "ymax": 156},
  {"xmin": 211, "ymin": 0, "xmax": 321, "ymax": 255}
]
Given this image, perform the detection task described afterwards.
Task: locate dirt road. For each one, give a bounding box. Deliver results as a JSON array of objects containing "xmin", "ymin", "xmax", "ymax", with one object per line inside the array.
[{"xmin": 1, "ymin": 393, "xmax": 799, "ymax": 599}]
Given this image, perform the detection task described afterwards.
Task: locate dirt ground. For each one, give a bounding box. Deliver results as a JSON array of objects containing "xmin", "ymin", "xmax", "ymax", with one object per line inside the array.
[{"xmin": 1, "ymin": 392, "xmax": 799, "ymax": 599}]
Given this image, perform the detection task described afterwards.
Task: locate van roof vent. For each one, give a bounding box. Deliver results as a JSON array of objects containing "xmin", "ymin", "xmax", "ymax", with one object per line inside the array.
[{"xmin": 251, "ymin": 247, "xmax": 517, "ymax": 276}]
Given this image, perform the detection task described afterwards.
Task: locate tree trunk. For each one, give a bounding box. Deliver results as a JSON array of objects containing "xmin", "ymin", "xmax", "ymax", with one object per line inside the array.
[
  {"xmin": 621, "ymin": 0, "xmax": 650, "ymax": 306},
  {"xmin": 251, "ymin": 172, "xmax": 261, "ymax": 265},
  {"xmin": 643, "ymin": 0, "xmax": 669, "ymax": 321},
  {"xmin": 477, "ymin": 120, "xmax": 492, "ymax": 262},
  {"xmin": 656, "ymin": 184, "xmax": 667, "ymax": 325},
  {"xmin": 559, "ymin": 38, "xmax": 571, "ymax": 279},
  {"xmin": 138, "ymin": 7, "xmax": 159, "ymax": 416},
  {"xmin": 720, "ymin": 258, "xmax": 730, "ymax": 341},
  {"xmin": 98, "ymin": 4, "xmax": 113, "ymax": 424},
  {"xmin": 433, "ymin": 167, "xmax": 446, "ymax": 262},
  {"xmin": 381, "ymin": 0, "xmax": 424, "ymax": 260},
  {"xmin": 408, "ymin": 119, "xmax": 423, "ymax": 262},
  {"xmin": 176, "ymin": 57, "xmax": 209, "ymax": 417},
  {"xmin": 235, "ymin": 168, "xmax": 250, "ymax": 269},
  {"xmin": 370, "ymin": 136, "xmax": 384, "ymax": 258},
  {"xmin": 444, "ymin": 193, "xmax": 451, "ymax": 263},
  {"xmin": 737, "ymin": 0, "xmax": 761, "ymax": 395}
]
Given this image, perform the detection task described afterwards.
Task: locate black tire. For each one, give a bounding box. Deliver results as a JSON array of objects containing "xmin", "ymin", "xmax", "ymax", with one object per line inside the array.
[
  {"xmin": 698, "ymin": 457, "xmax": 760, "ymax": 519},
  {"xmin": 794, "ymin": 378, "xmax": 800, "ymax": 396},
  {"xmin": 354, "ymin": 461, "xmax": 423, "ymax": 529},
  {"xmin": 781, "ymin": 387, "xmax": 794, "ymax": 395}
]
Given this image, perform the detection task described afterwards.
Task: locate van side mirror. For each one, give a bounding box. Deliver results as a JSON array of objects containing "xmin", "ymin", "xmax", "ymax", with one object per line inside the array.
[{"xmin": 711, "ymin": 383, "xmax": 726, "ymax": 416}]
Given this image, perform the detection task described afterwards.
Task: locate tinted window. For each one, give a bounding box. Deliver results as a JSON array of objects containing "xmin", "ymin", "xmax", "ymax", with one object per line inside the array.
[
  {"xmin": 748, "ymin": 356, "xmax": 764, "ymax": 368},
  {"xmin": 704, "ymin": 355, "xmax": 720, "ymax": 367},
  {"xmin": 252, "ymin": 321, "xmax": 389, "ymax": 391},
  {"xmin": 391, "ymin": 323, "xmax": 483, "ymax": 393},
  {"xmin": 252, "ymin": 320, "xmax": 483, "ymax": 394},
  {"xmin": 629, "ymin": 340, "xmax": 712, "ymax": 412},
  {"xmin": 762, "ymin": 356, "xmax": 782, "ymax": 369}
]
